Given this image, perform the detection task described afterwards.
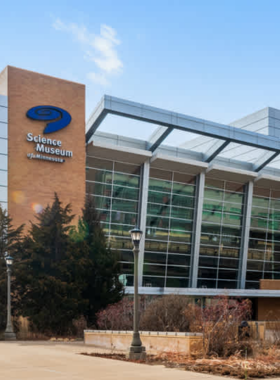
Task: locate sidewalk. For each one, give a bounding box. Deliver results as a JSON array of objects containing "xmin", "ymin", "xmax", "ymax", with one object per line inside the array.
[{"xmin": 0, "ymin": 341, "xmax": 226, "ymax": 380}]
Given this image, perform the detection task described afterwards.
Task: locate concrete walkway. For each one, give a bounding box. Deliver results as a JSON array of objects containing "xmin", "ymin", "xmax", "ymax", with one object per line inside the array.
[{"xmin": 0, "ymin": 341, "xmax": 232, "ymax": 380}]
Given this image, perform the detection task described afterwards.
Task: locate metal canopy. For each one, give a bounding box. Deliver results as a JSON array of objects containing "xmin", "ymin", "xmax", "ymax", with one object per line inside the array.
[{"xmin": 86, "ymin": 95, "xmax": 280, "ymax": 171}]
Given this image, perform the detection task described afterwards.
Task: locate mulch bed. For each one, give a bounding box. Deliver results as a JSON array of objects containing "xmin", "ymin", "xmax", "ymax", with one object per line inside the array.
[{"xmin": 81, "ymin": 352, "xmax": 280, "ymax": 378}]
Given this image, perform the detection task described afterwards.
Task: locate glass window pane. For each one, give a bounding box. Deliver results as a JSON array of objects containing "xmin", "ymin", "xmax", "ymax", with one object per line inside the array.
[
  {"xmin": 168, "ymin": 242, "xmax": 191, "ymax": 254},
  {"xmin": 119, "ymin": 263, "xmax": 134, "ymax": 275},
  {"xmin": 168, "ymin": 254, "xmax": 190, "ymax": 266},
  {"xmin": 143, "ymin": 276, "xmax": 165, "ymax": 287},
  {"xmin": 143, "ymin": 264, "xmax": 166, "ymax": 276},
  {"xmin": 144, "ymin": 252, "xmax": 167, "ymax": 264},
  {"xmin": 218, "ymin": 269, "xmax": 238, "ymax": 280},
  {"xmin": 114, "ymin": 162, "xmax": 140, "ymax": 175},
  {"xmin": 224, "ymin": 202, "xmax": 243, "ymax": 214},
  {"xmin": 112, "ymin": 199, "xmax": 138, "ymax": 213},
  {"xmin": 87, "ymin": 168, "xmax": 113, "ymax": 183},
  {"xmin": 170, "ymin": 206, "xmax": 193, "ymax": 220},
  {"xmin": 166, "ymin": 278, "xmax": 189, "ymax": 288},
  {"xmin": 113, "ymin": 185, "xmax": 139, "ymax": 201},
  {"xmin": 86, "ymin": 181, "xmax": 112, "ymax": 197},
  {"xmin": 248, "ymin": 249, "xmax": 265, "ymax": 260},
  {"xmin": 247, "ymin": 260, "xmax": 264, "ymax": 271},
  {"xmin": 219, "ymin": 247, "xmax": 240, "ymax": 258},
  {"xmin": 170, "ymin": 218, "xmax": 192, "ymax": 232},
  {"xmin": 0, "ymin": 122, "xmax": 7, "ymax": 139},
  {"xmin": 0, "ymin": 170, "xmax": 7, "ymax": 186},
  {"xmin": 204, "ymin": 188, "xmax": 223, "ymax": 201},
  {"xmin": 172, "ymin": 182, "xmax": 195, "ymax": 195},
  {"xmin": 166, "ymin": 266, "xmax": 189, "ymax": 277},
  {"xmin": 111, "ymin": 211, "xmax": 137, "ymax": 225},
  {"xmin": 224, "ymin": 192, "xmax": 243, "ymax": 204},
  {"xmin": 86, "ymin": 156, "xmax": 113, "ymax": 170},
  {"xmin": 220, "ymin": 235, "xmax": 241, "ymax": 247},
  {"xmin": 198, "ymin": 267, "xmax": 217, "ymax": 279},
  {"xmin": 203, "ymin": 200, "xmax": 223, "ymax": 213},
  {"xmin": 147, "ymin": 203, "xmax": 170, "ymax": 217},
  {"xmin": 252, "ymin": 196, "xmax": 269, "ymax": 208},
  {"xmin": 93, "ymin": 196, "xmax": 111, "ymax": 209},
  {"xmin": 251, "ymin": 207, "xmax": 269, "ymax": 218},
  {"xmin": 202, "ymin": 211, "xmax": 222, "ymax": 224},
  {"xmin": 219, "ymin": 258, "xmax": 239, "ymax": 269},
  {"xmin": 173, "ymin": 172, "xmax": 195, "ymax": 185},
  {"xmin": 246, "ymin": 271, "xmax": 263, "ymax": 281},
  {"xmin": 200, "ymin": 234, "xmax": 220, "ymax": 246},
  {"xmin": 223, "ymin": 213, "xmax": 242, "ymax": 226},
  {"xmin": 197, "ymin": 279, "xmax": 216, "ymax": 288},
  {"xmin": 221, "ymin": 226, "xmax": 241, "ymax": 237},
  {"xmin": 150, "ymin": 169, "xmax": 172, "ymax": 181},
  {"xmin": 251, "ymin": 218, "xmax": 268, "ymax": 229},
  {"xmin": 148, "ymin": 191, "xmax": 170, "ymax": 204},
  {"xmin": 246, "ymin": 281, "xmax": 259, "ymax": 289},
  {"xmin": 109, "ymin": 237, "xmax": 131, "ymax": 250},
  {"xmin": 110, "ymin": 224, "xmax": 134, "ymax": 237},
  {"xmin": 113, "ymin": 172, "xmax": 139, "ymax": 188},
  {"xmin": 271, "ymin": 199, "xmax": 280, "ymax": 210},
  {"xmin": 119, "ymin": 251, "xmax": 134, "ymax": 262},
  {"xmin": 146, "ymin": 216, "xmax": 169, "ymax": 229},
  {"xmin": 199, "ymin": 245, "xmax": 219, "ymax": 256},
  {"xmin": 0, "ymin": 139, "xmax": 7, "ymax": 155},
  {"xmin": 199, "ymin": 257, "xmax": 218, "ymax": 268},
  {"xmin": 0, "ymin": 155, "xmax": 7, "ymax": 171},
  {"xmin": 145, "ymin": 240, "xmax": 168, "ymax": 252},
  {"xmin": 172, "ymin": 194, "xmax": 195, "ymax": 208},
  {"xmin": 146, "ymin": 228, "xmax": 169, "ymax": 241},
  {"xmin": 217, "ymin": 281, "xmax": 237, "ymax": 289},
  {"xmin": 201, "ymin": 223, "xmax": 221, "ymax": 235},
  {"xmin": 169, "ymin": 230, "xmax": 192, "ymax": 243},
  {"xmin": 149, "ymin": 178, "xmax": 172, "ymax": 193},
  {"xmin": 205, "ymin": 178, "xmax": 224, "ymax": 189}
]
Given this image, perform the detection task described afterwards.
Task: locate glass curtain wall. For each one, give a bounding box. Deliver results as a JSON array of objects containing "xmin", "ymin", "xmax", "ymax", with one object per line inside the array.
[
  {"xmin": 246, "ymin": 187, "xmax": 280, "ymax": 289},
  {"xmin": 86, "ymin": 156, "xmax": 141, "ymax": 286},
  {"xmin": 143, "ymin": 168, "xmax": 196, "ymax": 288},
  {"xmin": 198, "ymin": 178, "xmax": 245, "ymax": 289}
]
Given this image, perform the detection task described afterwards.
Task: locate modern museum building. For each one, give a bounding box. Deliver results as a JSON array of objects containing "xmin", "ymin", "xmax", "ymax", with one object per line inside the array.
[{"xmin": 1, "ymin": 66, "xmax": 280, "ymax": 316}]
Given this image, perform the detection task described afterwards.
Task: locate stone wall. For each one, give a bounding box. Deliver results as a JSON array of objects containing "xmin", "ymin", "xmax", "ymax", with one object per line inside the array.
[{"xmin": 84, "ymin": 330, "xmax": 203, "ymax": 355}]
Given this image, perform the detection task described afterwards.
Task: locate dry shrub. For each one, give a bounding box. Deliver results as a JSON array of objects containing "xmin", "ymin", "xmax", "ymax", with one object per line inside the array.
[
  {"xmin": 184, "ymin": 296, "xmax": 252, "ymax": 357},
  {"xmin": 96, "ymin": 296, "xmax": 150, "ymax": 330},
  {"xmin": 140, "ymin": 295, "xmax": 192, "ymax": 332}
]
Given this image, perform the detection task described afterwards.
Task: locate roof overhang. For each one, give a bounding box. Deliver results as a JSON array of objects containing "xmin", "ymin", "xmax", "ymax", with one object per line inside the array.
[
  {"xmin": 151, "ymin": 153, "xmax": 208, "ymax": 175},
  {"xmin": 254, "ymin": 173, "xmax": 280, "ymax": 189},
  {"xmin": 206, "ymin": 164, "xmax": 258, "ymax": 183},
  {"xmin": 87, "ymin": 141, "xmax": 152, "ymax": 165}
]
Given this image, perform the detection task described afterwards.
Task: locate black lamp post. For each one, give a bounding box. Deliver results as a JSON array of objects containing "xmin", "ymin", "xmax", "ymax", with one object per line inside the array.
[
  {"xmin": 4, "ymin": 255, "xmax": 16, "ymax": 340},
  {"xmin": 127, "ymin": 227, "xmax": 146, "ymax": 360}
]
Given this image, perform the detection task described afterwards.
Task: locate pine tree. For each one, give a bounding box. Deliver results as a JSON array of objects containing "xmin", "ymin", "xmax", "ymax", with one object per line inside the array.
[
  {"xmin": 0, "ymin": 207, "xmax": 24, "ymax": 331},
  {"xmin": 17, "ymin": 194, "xmax": 85, "ymax": 335},
  {"xmin": 72, "ymin": 196, "xmax": 124, "ymax": 326}
]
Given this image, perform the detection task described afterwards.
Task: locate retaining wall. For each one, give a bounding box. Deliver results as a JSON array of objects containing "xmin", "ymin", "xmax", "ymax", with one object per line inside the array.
[{"xmin": 84, "ymin": 330, "xmax": 203, "ymax": 355}]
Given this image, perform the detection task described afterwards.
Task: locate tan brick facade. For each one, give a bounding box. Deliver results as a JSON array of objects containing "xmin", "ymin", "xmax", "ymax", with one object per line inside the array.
[{"xmin": 7, "ymin": 66, "xmax": 85, "ymax": 229}]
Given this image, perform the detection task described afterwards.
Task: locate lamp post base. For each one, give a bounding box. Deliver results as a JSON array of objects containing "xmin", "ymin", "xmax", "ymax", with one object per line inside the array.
[
  {"xmin": 126, "ymin": 345, "xmax": 146, "ymax": 361},
  {"xmin": 4, "ymin": 331, "xmax": 16, "ymax": 341}
]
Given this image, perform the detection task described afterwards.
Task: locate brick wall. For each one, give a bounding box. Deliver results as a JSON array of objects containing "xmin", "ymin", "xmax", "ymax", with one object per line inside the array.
[{"xmin": 7, "ymin": 66, "xmax": 85, "ymax": 229}]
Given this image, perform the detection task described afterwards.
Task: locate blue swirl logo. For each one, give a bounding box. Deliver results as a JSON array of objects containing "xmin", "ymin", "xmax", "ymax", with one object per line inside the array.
[{"xmin": 26, "ymin": 106, "xmax": 71, "ymax": 134}]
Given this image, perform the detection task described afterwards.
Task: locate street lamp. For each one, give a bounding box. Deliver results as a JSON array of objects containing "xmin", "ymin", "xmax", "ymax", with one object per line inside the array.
[
  {"xmin": 4, "ymin": 255, "xmax": 16, "ymax": 340},
  {"xmin": 127, "ymin": 227, "xmax": 146, "ymax": 360}
]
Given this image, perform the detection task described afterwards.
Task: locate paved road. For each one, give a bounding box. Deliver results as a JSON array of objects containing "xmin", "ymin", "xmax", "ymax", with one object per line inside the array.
[{"xmin": 0, "ymin": 341, "xmax": 228, "ymax": 380}]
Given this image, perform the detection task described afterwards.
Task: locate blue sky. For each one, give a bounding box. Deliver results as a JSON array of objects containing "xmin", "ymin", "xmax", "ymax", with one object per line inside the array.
[{"xmin": 1, "ymin": 0, "xmax": 280, "ymax": 142}]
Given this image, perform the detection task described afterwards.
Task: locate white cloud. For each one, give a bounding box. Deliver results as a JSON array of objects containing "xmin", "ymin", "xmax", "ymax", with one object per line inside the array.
[
  {"xmin": 87, "ymin": 72, "xmax": 110, "ymax": 86},
  {"xmin": 52, "ymin": 19, "xmax": 123, "ymax": 85}
]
